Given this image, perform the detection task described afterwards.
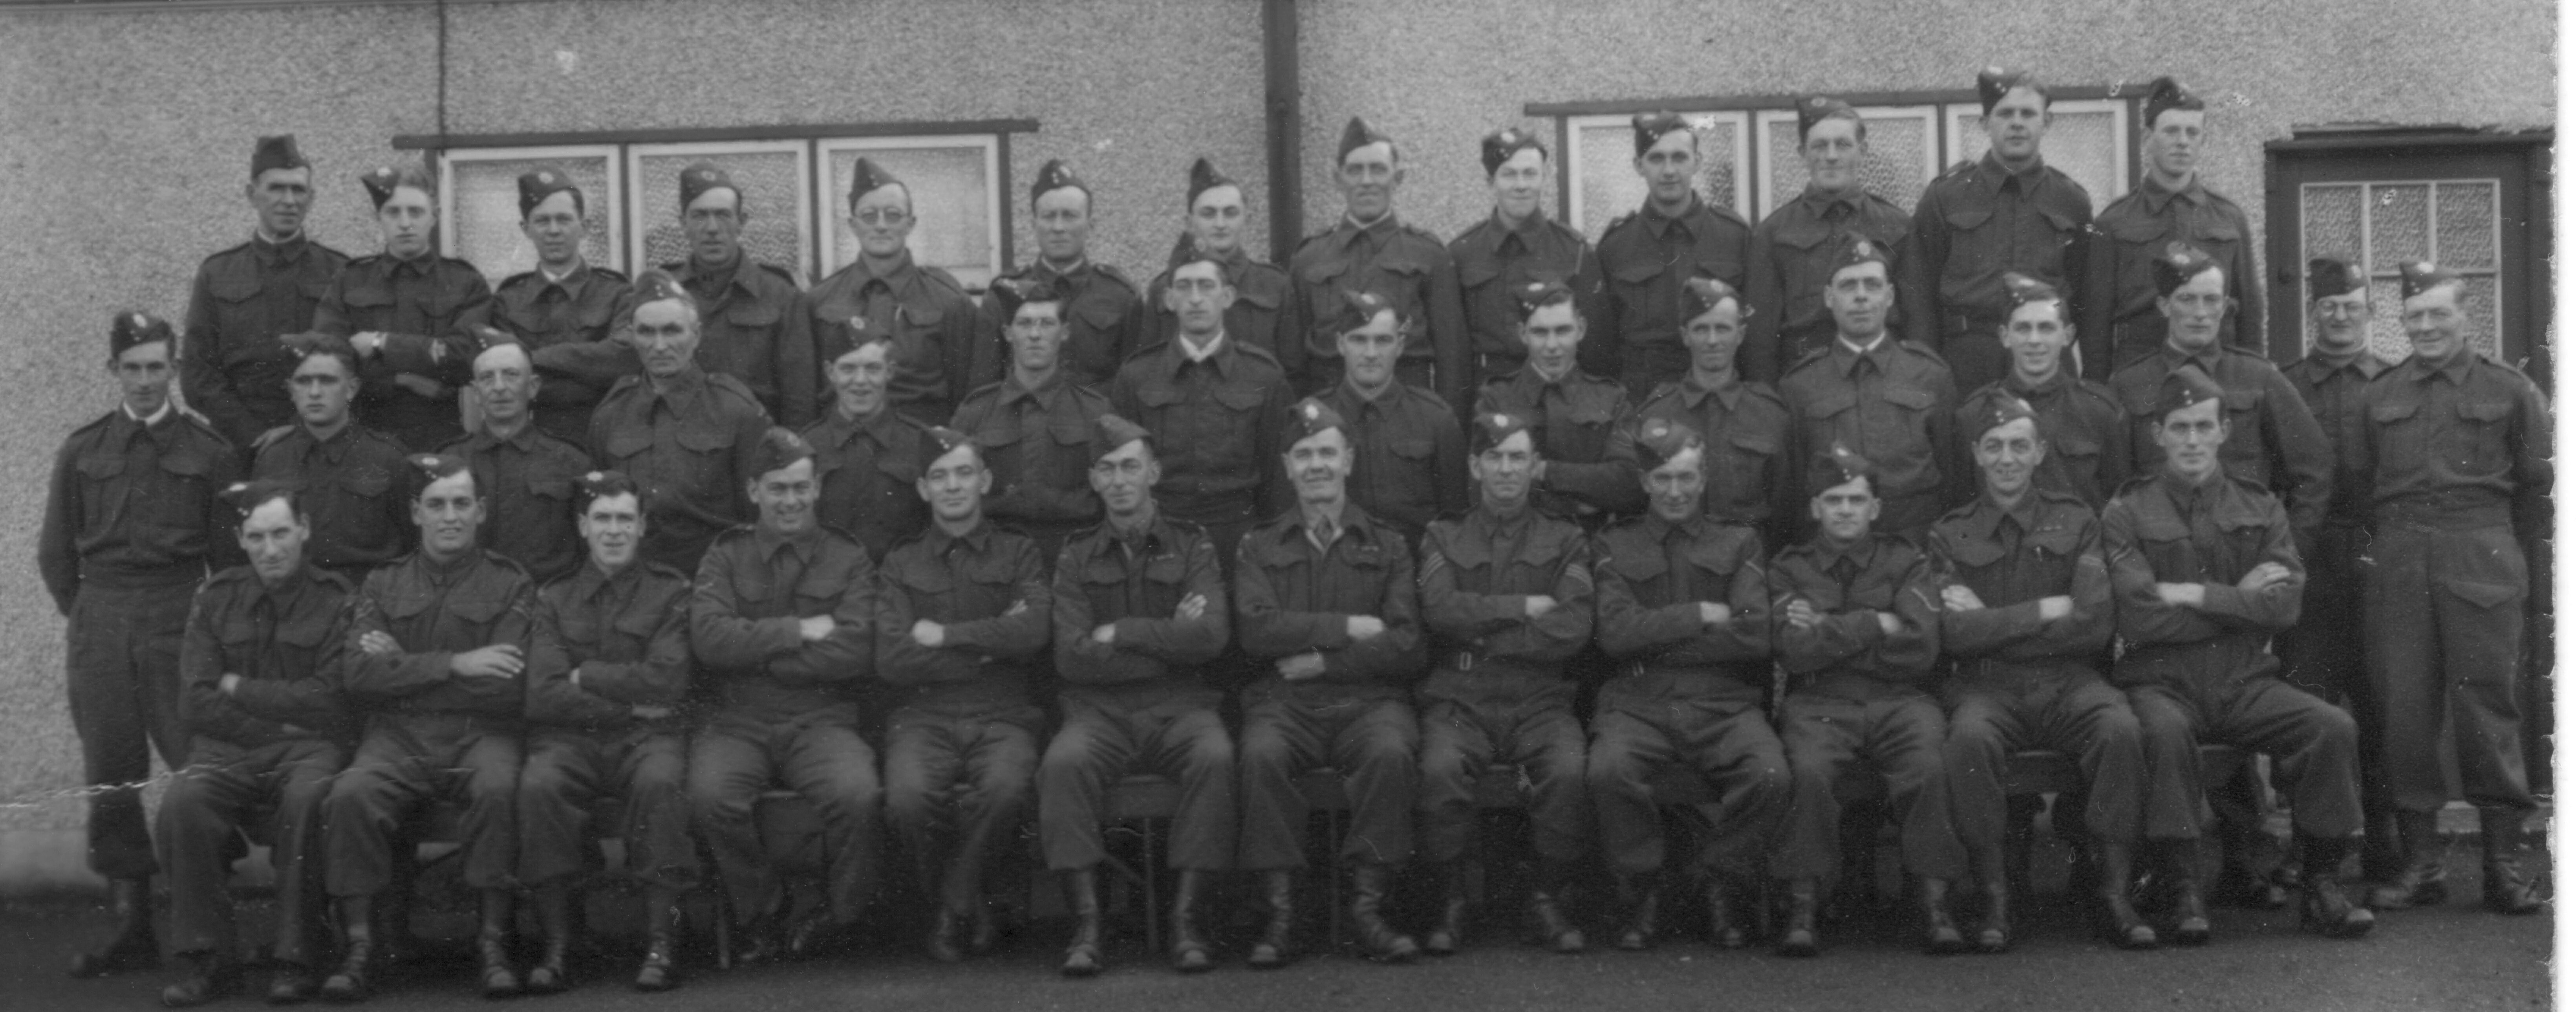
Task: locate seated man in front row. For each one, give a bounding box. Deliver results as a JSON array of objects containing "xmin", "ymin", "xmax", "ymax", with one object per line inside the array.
[
  {"xmin": 1769, "ymin": 444, "xmax": 1965, "ymax": 957},
  {"xmin": 1587, "ymin": 417, "xmax": 1786, "ymax": 952},
  {"xmin": 1928, "ymin": 396, "xmax": 2151, "ymax": 953},
  {"xmin": 1234, "ymin": 398, "xmax": 1429, "ymax": 967},
  {"xmin": 320, "ymin": 454, "xmax": 534, "ymax": 1002},
  {"xmin": 2104, "ymin": 363, "xmax": 2374, "ymax": 943},
  {"xmin": 518, "ymin": 470, "xmax": 697, "ymax": 992}
]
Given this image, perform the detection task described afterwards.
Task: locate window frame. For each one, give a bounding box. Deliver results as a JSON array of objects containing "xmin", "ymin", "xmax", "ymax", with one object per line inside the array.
[
  {"xmin": 813, "ymin": 134, "xmax": 1007, "ymax": 290},
  {"xmin": 624, "ymin": 138, "xmax": 816, "ymax": 283},
  {"xmin": 435, "ymin": 143, "xmax": 626, "ymax": 285},
  {"xmin": 1751, "ymin": 103, "xmax": 1941, "ymax": 216},
  {"xmin": 1561, "ymin": 110, "xmax": 1753, "ymax": 236}
]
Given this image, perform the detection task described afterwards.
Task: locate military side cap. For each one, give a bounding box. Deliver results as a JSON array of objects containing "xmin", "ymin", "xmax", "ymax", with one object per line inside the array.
[
  {"xmin": 679, "ymin": 162, "xmax": 738, "ymax": 210},
  {"xmin": 1632, "ymin": 416, "xmax": 1704, "ymax": 471},
  {"xmin": 1480, "ymin": 125, "xmax": 1547, "ymax": 176},
  {"xmin": 1970, "ymin": 393, "xmax": 2040, "ymax": 440},
  {"xmin": 2141, "ymin": 75, "xmax": 2205, "ymax": 128},
  {"xmin": 1031, "ymin": 158, "xmax": 1087, "ymax": 204},
  {"xmin": 109, "ymin": 310, "xmax": 174, "ymax": 358},
  {"xmin": 629, "ymin": 269, "xmax": 688, "ymax": 306},
  {"xmin": 517, "ymin": 167, "xmax": 579, "ymax": 218},
  {"xmin": 998, "ymin": 275, "xmax": 1066, "ymax": 309},
  {"xmin": 219, "ymin": 479, "xmax": 302, "ymax": 519},
  {"xmin": 573, "ymin": 469, "xmax": 637, "ymax": 510},
  {"xmin": 1680, "ymin": 276, "xmax": 1742, "ymax": 320},
  {"xmin": 1830, "ymin": 235, "xmax": 1890, "ymax": 277},
  {"xmin": 281, "ymin": 331, "xmax": 354, "ymax": 362},
  {"xmin": 1469, "ymin": 410, "xmax": 1533, "ymax": 455},
  {"xmin": 2307, "ymin": 257, "xmax": 2366, "ymax": 301},
  {"xmin": 2154, "ymin": 361, "xmax": 2225, "ymax": 419},
  {"xmin": 408, "ymin": 453, "xmax": 470, "ymax": 485},
  {"xmin": 2002, "ymin": 271, "xmax": 2060, "ymax": 308},
  {"xmin": 1811, "ymin": 441, "xmax": 1877, "ymax": 492},
  {"xmin": 2397, "ymin": 260, "xmax": 2460, "ymax": 300},
  {"xmin": 2152, "ymin": 241, "xmax": 2220, "ymax": 297},
  {"xmin": 359, "ymin": 166, "xmax": 401, "ymax": 209},
  {"xmin": 921, "ymin": 425, "xmax": 977, "ymax": 466},
  {"xmin": 1088, "ymin": 413, "xmax": 1152, "ymax": 463},
  {"xmin": 1631, "ymin": 111, "xmax": 1690, "ymax": 156},
  {"xmin": 1186, "ymin": 156, "xmax": 1236, "ymax": 207},
  {"xmin": 749, "ymin": 427, "xmax": 814, "ymax": 478},
  {"xmin": 1797, "ymin": 97, "xmax": 1859, "ymax": 141},
  {"xmin": 251, "ymin": 134, "xmax": 307, "ymax": 180},
  {"xmin": 1335, "ymin": 289, "xmax": 1399, "ymax": 334},
  {"xmin": 1286, "ymin": 397, "xmax": 1346, "ymax": 441},
  {"xmin": 847, "ymin": 157, "xmax": 901, "ymax": 204},
  {"xmin": 1338, "ymin": 116, "xmax": 1394, "ymax": 163},
  {"xmin": 1976, "ymin": 66, "xmax": 2044, "ymax": 113},
  {"xmin": 1514, "ymin": 280, "xmax": 1574, "ymax": 319}
]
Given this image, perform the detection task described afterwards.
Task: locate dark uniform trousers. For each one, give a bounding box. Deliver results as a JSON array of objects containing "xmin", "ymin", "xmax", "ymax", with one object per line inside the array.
[
  {"xmin": 1238, "ymin": 684, "xmax": 1419, "ymax": 869},
  {"xmin": 883, "ymin": 704, "xmax": 1044, "ymax": 902},
  {"xmin": 2275, "ymin": 350, "xmax": 2386, "ymax": 702},
  {"xmin": 68, "ymin": 584, "xmax": 196, "ymax": 878},
  {"xmin": 517, "ymin": 726, "xmax": 694, "ymax": 888},
  {"xmin": 160, "ymin": 737, "xmax": 345, "ymax": 962},
  {"xmin": 690, "ymin": 704, "xmax": 879, "ymax": 924},
  {"xmin": 1041, "ymin": 684, "xmax": 1234, "ymax": 871},
  {"xmin": 1418, "ymin": 675, "xmax": 1588, "ymax": 865},
  {"xmin": 1589, "ymin": 686, "xmax": 1785, "ymax": 878},
  {"xmin": 2107, "ymin": 473, "xmax": 2360, "ymax": 842},
  {"xmin": 325, "ymin": 715, "xmax": 523, "ymax": 895},
  {"xmin": 1770, "ymin": 535, "xmax": 1964, "ymax": 882},
  {"xmin": 1945, "ymin": 672, "xmax": 2141, "ymax": 849}
]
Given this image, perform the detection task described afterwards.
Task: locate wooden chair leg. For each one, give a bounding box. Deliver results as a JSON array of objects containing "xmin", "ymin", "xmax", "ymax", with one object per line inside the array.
[
  {"xmin": 712, "ymin": 888, "xmax": 732, "ymax": 970},
  {"xmin": 1142, "ymin": 818, "xmax": 1164, "ymax": 955}
]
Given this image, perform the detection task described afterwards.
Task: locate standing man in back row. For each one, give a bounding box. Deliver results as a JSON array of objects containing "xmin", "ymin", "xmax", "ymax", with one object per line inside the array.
[
  {"xmin": 656, "ymin": 163, "xmax": 811, "ymax": 427},
  {"xmin": 793, "ymin": 158, "xmax": 980, "ymax": 425},
  {"xmin": 183, "ymin": 134, "xmax": 350, "ymax": 456},
  {"xmin": 1595, "ymin": 112, "xmax": 1754, "ymax": 398},
  {"xmin": 2084, "ymin": 76, "xmax": 2262, "ymax": 377},
  {"xmin": 1287, "ymin": 117, "xmax": 1468, "ymax": 416},
  {"xmin": 1450, "ymin": 125, "xmax": 1600, "ymax": 385},
  {"xmin": 1906, "ymin": 68, "xmax": 2093, "ymax": 393},
  {"xmin": 1744, "ymin": 98, "xmax": 1913, "ymax": 382},
  {"xmin": 1146, "ymin": 158, "xmax": 1293, "ymax": 361},
  {"xmin": 462, "ymin": 168, "xmax": 635, "ymax": 446},
  {"xmin": 977, "ymin": 159, "xmax": 1146, "ymax": 389}
]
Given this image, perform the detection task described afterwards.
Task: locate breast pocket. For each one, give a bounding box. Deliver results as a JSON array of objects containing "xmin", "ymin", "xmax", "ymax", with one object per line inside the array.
[
  {"xmin": 2455, "ymin": 401, "xmax": 2513, "ymax": 473},
  {"xmin": 156, "ymin": 450, "xmax": 218, "ymax": 529},
  {"xmin": 74, "ymin": 452, "xmax": 126, "ymax": 528},
  {"xmin": 2367, "ymin": 399, "xmax": 2424, "ymax": 477},
  {"xmin": 673, "ymin": 427, "xmax": 734, "ymax": 491},
  {"xmin": 2051, "ymin": 435, "xmax": 2105, "ymax": 498},
  {"xmin": 1720, "ymin": 428, "xmax": 1779, "ymax": 505},
  {"xmin": 208, "ymin": 275, "xmax": 266, "ymax": 339},
  {"xmin": 338, "ymin": 284, "xmax": 396, "ymax": 329}
]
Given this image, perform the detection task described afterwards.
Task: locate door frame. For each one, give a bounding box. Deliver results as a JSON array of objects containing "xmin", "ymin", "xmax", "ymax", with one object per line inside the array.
[{"xmin": 2263, "ymin": 128, "xmax": 2553, "ymax": 388}]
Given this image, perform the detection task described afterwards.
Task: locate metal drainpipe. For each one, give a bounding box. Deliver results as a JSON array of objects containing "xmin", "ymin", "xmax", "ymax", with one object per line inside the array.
[{"xmin": 1263, "ymin": 0, "xmax": 1300, "ymax": 264}]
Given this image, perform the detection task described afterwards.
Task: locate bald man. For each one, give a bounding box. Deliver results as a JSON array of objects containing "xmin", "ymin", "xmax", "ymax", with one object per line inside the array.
[{"xmin": 440, "ymin": 343, "xmax": 595, "ymax": 583}]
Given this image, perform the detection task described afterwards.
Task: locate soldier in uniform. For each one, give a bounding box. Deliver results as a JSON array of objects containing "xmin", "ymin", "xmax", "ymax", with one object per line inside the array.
[
  {"xmin": 975, "ymin": 160, "xmax": 1146, "ymax": 389},
  {"xmin": 460, "ymin": 168, "xmax": 635, "ymax": 446},
  {"xmin": 1318, "ymin": 290, "xmax": 1468, "ymax": 543},
  {"xmin": 440, "ymin": 343, "xmax": 594, "ymax": 583},
  {"xmin": 1144, "ymin": 157, "xmax": 1293, "ymax": 361},
  {"xmin": 950, "ymin": 277, "xmax": 1112, "ymax": 558},
  {"xmin": 804, "ymin": 330, "xmax": 928, "ymax": 561},
  {"xmin": 516, "ymin": 471, "xmax": 698, "ymax": 992},
  {"xmin": 182, "ymin": 135, "xmax": 351, "ymax": 454},
  {"xmin": 688, "ymin": 428, "xmax": 882, "ymax": 962},
  {"xmin": 1769, "ymin": 445, "xmax": 1965, "ymax": 957},
  {"xmin": 318, "ymin": 454, "xmax": 537, "ymax": 1001},
  {"xmin": 1586, "ymin": 417, "xmax": 1786, "ymax": 952},
  {"xmin": 1450, "ymin": 126, "xmax": 1601, "ymax": 384},
  {"xmin": 2356, "ymin": 262, "xmax": 2550, "ymax": 916},
  {"xmin": 1111, "ymin": 251, "xmax": 1295, "ymax": 563},
  {"xmin": 1904, "ymin": 68, "xmax": 2093, "ymax": 394},
  {"xmin": 1286, "ymin": 117, "xmax": 1469, "ymax": 414},
  {"xmin": 154, "ymin": 481, "xmax": 351, "ymax": 1006},
  {"xmin": 253, "ymin": 338, "xmax": 415, "ymax": 581},
  {"xmin": 1779, "ymin": 238, "xmax": 1961, "ymax": 540},
  {"xmin": 1929, "ymin": 397, "xmax": 2152, "ymax": 952},
  {"xmin": 1608, "ymin": 279, "xmax": 1794, "ymax": 541},
  {"xmin": 304, "ymin": 162, "xmax": 490, "ymax": 452},
  {"xmin": 790, "ymin": 158, "xmax": 979, "ymax": 425},
  {"xmin": 875, "ymin": 426, "xmax": 1052, "ymax": 963},
  {"xmin": 1414, "ymin": 410, "xmax": 1594, "ymax": 955},
  {"xmin": 1951, "ymin": 274, "xmax": 2128, "ymax": 510},
  {"xmin": 1594, "ymin": 112, "xmax": 1755, "ymax": 397},
  {"xmin": 1041, "ymin": 414, "xmax": 1233, "ymax": 976},
  {"xmin": 42, "ymin": 311, "xmax": 243, "ymax": 981},
  {"xmin": 1744, "ymin": 98, "xmax": 1915, "ymax": 382},
  {"xmin": 1234, "ymin": 398, "xmax": 1428, "ymax": 966},
  {"xmin": 588, "ymin": 272, "xmax": 773, "ymax": 574},
  {"xmin": 1473, "ymin": 281, "xmax": 1638, "ymax": 526},
  {"xmin": 2083, "ymin": 77, "xmax": 2264, "ymax": 375},
  {"xmin": 2103, "ymin": 364, "xmax": 2374, "ymax": 943},
  {"xmin": 652, "ymin": 163, "xmax": 812, "ymax": 426}
]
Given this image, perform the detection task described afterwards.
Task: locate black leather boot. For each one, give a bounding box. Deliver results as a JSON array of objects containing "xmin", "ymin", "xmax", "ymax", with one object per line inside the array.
[
  {"xmin": 1059, "ymin": 868, "xmax": 1104, "ymax": 978},
  {"xmin": 1348, "ymin": 863, "xmax": 1419, "ymax": 962},
  {"xmin": 2163, "ymin": 840, "xmax": 2211, "ymax": 946},
  {"xmin": 1170, "ymin": 869, "xmax": 1214, "ymax": 972},
  {"xmin": 2481, "ymin": 808, "xmax": 2545, "ymax": 915},
  {"xmin": 318, "ymin": 896, "xmax": 373, "ymax": 1003},
  {"xmin": 632, "ymin": 888, "xmax": 680, "ymax": 992},
  {"xmin": 1703, "ymin": 876, "xmax": 1746, "ymax": 950},
  {"xmin": 524, "ymin": 882, "xmax": 573, "ymax": 994},
  {"xmin": 1972, "ymin": 845, "xmax": 2012, "ymax": 954},
  {"xmin": 1246, "ymin": 870, "xmax": 1297, "ymax": 969},
  {"xmin": 1423, "ymin": 862, "xmax": 1470, "ymax": 955},
  {"xmin": 1920, "ymin": 878, "xmax": 1967, "ymax": 955},
  {"xmin": 158, "ymin": 950, "xmax": 239, "ymax": 1008},
  {"xmin": 2094, "ymin": 838, "xmax": 2157, "ymax": 949},
  {"xmin": 266, "ymin": 960, "xmax": 319, "ymax": 1005},
  {"xmin": 477, "ymin": 890, "xmax": 522, "ymax": 999},
  {"xmin": 1529, "ymin": 862, "xmax": 1584, "ymax": 953},
  {"xmin": 2368, "ymin": 809, "xmax": 2448, "ymax": 909},
  {"xmin": 69, "ymin": 876, "xmax": 159, "ymax": 978},
  {"xmin": 1776, "ymin": 879, "xmax": 1820, "ymax": 957},
  {"xmin": 1611, "ymin": 871, "xmax": 1659, "ymax": 951},
  {"xmin": 2297, "ymin": 834, "xmax": 2377, "ymax": 938},
  {"xmin": 925, "ymin": 906, "xmax": 967, "ymax": 963}
]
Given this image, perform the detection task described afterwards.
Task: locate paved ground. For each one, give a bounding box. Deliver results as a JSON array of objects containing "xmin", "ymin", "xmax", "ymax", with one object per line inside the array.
[{"xmin": 0, "ymin": 845, "xmax": 2550, "ymax": 1012}]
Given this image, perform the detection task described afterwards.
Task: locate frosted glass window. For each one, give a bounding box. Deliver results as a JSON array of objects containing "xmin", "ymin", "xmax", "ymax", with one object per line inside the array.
[
  {"xmin": 816, "ymin": 137, "xmax": 1002, "ymax": 290},
  {"xmin": 1566, "ymin": 112, "xmax": 1749, "ymax": 239},
  {"xmin": 2299, "ymin": 178, "xmax": 2504, "ymax": 360},
  {"xmin": 1756, "ymin": 106, "xmax": 1938, "ymax": 216}
]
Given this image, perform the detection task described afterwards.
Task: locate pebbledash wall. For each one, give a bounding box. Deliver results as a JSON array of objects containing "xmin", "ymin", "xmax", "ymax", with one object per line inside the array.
[{"xmin": 0, "ymin": 0, "xmax": 2551, "ymax": 894}]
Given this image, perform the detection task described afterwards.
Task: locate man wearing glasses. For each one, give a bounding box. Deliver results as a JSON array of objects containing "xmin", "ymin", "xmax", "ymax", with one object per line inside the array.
[{"xmin": 792, "ymin": 158, "xmax": 985, "ymax": 425}]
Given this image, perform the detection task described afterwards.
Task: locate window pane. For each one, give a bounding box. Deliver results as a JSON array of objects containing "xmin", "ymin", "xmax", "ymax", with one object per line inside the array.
[
  {"xmin": 2460, "ymin": 274, "xmax": 2500, "ymax": 359},
  {"xmin": 2436, "ymin": 181, "xmax": 2499, "ymax": 269},
  {"xmin": 1764, "ymin": 111, "xmax": 1932, "ymax": 215},
  {"xmin": 2365, "ymin": 277, "xmax": 2409, "ymax": 362},
  {"xmin": 633, "ymin": 148, "xmax": 808, "ymax": 282},
  {"xmin": 820, "ymin": 143, "xmax": 996, "ymax": 290},
  {"xmin": 1953, "ymin": 106, "xmax": 2124, "ymax": 213},
  {"xmin": 1576, "ymin": 116, "xmax": 1740, "ymax": 238},
  {"xmin": 445, "ymin": 154, "xmax": 616, "ymax": 286},
  {"xmin": 2366, "ymin": 183, "xmax": 2431, "ymax": 265},
  {"xmin": 2301, "ymin": 183, "xmax": 2364, "ymax": 262}
]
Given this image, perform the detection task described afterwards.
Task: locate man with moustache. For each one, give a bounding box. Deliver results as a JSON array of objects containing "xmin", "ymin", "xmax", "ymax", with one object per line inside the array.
[
  {"xmin": 977, "ymin": 160, "xmax": 1146, "ymax": 389},
  {"xmin": 440, "ymin": 343, "xmax": 593, "ymax": 583},
  {"xmin": 1745, "ymin": 98, "xmax": 1914, "ymax": 382},
  {"xmin": 1905, "ymin": 68, "xmax": 2093, "ymax": 393},
  {"xmin": 1474, "ymin": 281, "xmax": 1639, "ymax": 526},
  {"xmin": 791, "ymin": 158, "xmax": 980, "ymax": 424},
  {"xmin": 1318, "ymin": 290, "xmax": 1468, "ymax": 544},
  {"xmin": 803, "ymin": 331, "xmax": 928, "ymax": 561},
  {"xmin": 1146, "ymin": 158, "xmax": 1293, "ymax": 359},
  {"xmin": 317, "ymin": 454, "xmax": 536, "ymax": 1001},
  {"xmin": 253, "ymin": 338, "xmax": 415, "ymax": 582},
  {"xmin": 1951, "ymin": 274, "xmax": 2129, "ymax": 510},
  {"xmin": 2084, "ymin": 77, "xmax": 2264, "ymax": 375},
  {"xmin": 1779, "ymin": 238, "xmax": 1961, "ymax": 541},
  {"xmin": 876, "ymin": 426, "xmax": 1052, "ymax": 963},
  {"xmin": 304, "ymin": 163, "xmax": 490, "ymax": 451},
  {"xmin": 462, "ymin": 168, "xmax": 635, "ymax": 445},
  {"xmin": 183, "ymin": 135, "xmax": 350, "ymax": 454},
  {"xmin": 1595, "ymin": 112, "xmax": 1755, "ymax": 397},
  {"xmin": 41, "ymin": 311, "xmax": 243, "ymax": 981},
  {"xmin": 1450, "ymin": 126, "xmax": 1601, "ymax": 384},
  {"xmin": 153, "ymin": 481, "xmax": 352, "ymax": 1006},
  {"xmin": 589, "ymin": 272, "xmax": 773, "ymax": 574},
  {"xmin": 1110, "ymin": 251, "xmax": 1294, "ymax": 563},
  {"xmin": 654, "ymin": 163, "xmax": 811, "ymax": 425},
  {"xmin": 951, "ymin": 277, "xmax": 1112, "ymax": 558},
  {"xmin": 1286, "ymin": 117, "xmax": 1469, "ymax": 414},
  {"xmin": 1611, "ymin": 278, "xmax": 1794, "ymax": 542}
]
